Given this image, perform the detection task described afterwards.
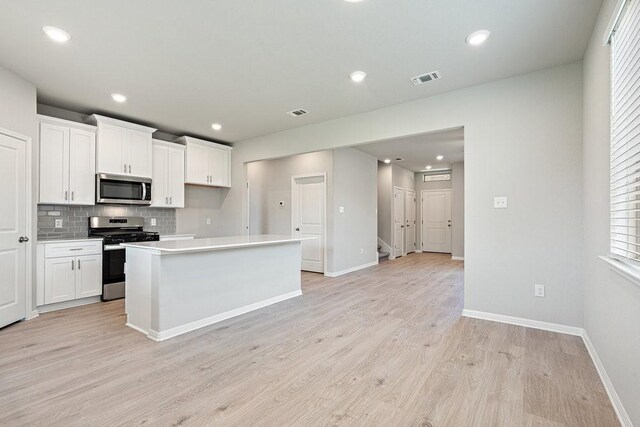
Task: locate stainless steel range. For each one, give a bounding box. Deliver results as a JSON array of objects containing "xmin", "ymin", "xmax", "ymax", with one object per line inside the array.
[{"xmin": 88, "ymin": 217, "xmax": 159, "ymax": 301}]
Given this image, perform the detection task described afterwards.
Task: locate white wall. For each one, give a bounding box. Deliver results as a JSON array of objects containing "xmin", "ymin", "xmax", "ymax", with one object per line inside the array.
[
  {"xmin": 583, "ymin": 0, "xmax": 640, "ymax": 423},
  {"xmin": 377, "ymin": 162, "xmax": 392, "ymax": 248},
  {"xmin": 213, "ymin": 62, "xmax": 583, "ymax": 327},
  {"xmin": 391, "ymin": 164, "xmax": 415, "ymax": 191},
  {"xmin": 0, "ymin": 65, "xmax": 38, "ymax": 310}
]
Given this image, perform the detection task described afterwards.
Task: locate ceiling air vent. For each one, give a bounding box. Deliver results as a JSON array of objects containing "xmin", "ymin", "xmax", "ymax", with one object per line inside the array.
[
  {"xmin": 286, "ymin": 108, "xmax": 309, "ymax": 117},
  {"xmin": 410, "ymin": 71, "xmax": 442, "ymax": 86}
]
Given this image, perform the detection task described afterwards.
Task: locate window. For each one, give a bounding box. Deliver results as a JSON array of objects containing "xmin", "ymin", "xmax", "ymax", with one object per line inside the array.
[{"xmin": 610, "ymin": 0, "xmax": 640, "ymax": 265}]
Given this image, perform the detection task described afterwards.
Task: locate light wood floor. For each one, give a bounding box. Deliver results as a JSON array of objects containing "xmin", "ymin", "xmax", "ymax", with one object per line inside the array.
[{"xmin": 0, "ymin": 253, "xmax": 618, "ymax": 426}]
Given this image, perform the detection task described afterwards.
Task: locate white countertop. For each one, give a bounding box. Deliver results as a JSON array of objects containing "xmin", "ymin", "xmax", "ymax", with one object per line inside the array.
[
  {"xmin": 37, "ymin": 237, "xmax": 103, "ymax": 244},
  {"xmin": 121, "ymin": 234, "xmax": 315, "ymax": 254}
]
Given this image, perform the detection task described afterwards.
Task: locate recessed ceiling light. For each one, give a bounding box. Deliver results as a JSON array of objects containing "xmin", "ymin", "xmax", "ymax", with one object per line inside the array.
[
  {"xmin": 436, "ymin": 155, "xmax": 444, "ymax": 160},
  {"xmin": 350, "ymin": 71, "xmax": 367, "ymax": 83},
  {"xmin": 466, "ymin": 30, "xmax": 490, "ymax": 46},
  {"xmin": 426, "ymin": 165, "xmax": 433, "ymax": 170},
  {"xmin": 42, "ymin": 26, "xmax": 71, "ymax": 43},
  {"xmin": 383, "ymin": 159, "xmax": 391, "ymax": 164},
  {"xmin": 211, "ymin": 123, "xmax": 222, "ymax": 131},
  {"xmin": 111, "ymin": 93, "xmax": 127, "ymax": 103}
]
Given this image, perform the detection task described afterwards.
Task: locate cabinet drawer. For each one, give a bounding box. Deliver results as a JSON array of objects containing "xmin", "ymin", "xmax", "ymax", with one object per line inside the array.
[{"xmin": 44, "ymin": 241, "xmax": 102, "ymax": 258}]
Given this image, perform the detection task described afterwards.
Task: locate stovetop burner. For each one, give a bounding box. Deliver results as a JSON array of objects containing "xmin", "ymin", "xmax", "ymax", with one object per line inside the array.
[{"xmin": 88, "ymin": 216, "xmax": 160, "ymax": 244}]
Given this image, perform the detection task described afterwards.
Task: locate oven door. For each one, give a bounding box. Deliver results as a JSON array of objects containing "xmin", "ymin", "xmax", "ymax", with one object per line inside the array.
[
  {"xmin": 96, "ymin": 173, "xmax": 152, "ymax": 205},
  {"xmin": 102, "ymin": 244, "xmax": 126, "ymax": 300}
]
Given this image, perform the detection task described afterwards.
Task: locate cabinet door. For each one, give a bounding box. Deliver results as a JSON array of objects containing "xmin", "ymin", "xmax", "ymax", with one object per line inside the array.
[
  {"xmin": 44, "ymin": 258, "xmax": 75, "ymax": 304},
  {"xmin": 75, "ymin": 255, "xmax": 102, "ymax": 298},
  {"xmin": 185, "ymin": 143, "xmax": 210, "ymax": 185},
  {"xmin": 97, "ymin": 123, "xmax": 127, "ymax": 175},
  {"xmin": 127, "ymin": 129, "xmax": 152, "ymax": 178},
  {"xmin": 168, "ymin": 147, "xmax": 185, "ymax": 207},
  {"xmin": 39, "ymin": 123, "xmax": 69, "ymax": 204},
  {"xmin": 68, "ymin": 128, "xmax": 96, "ymax": 205},
  {"xmin": 151, "ymin": 144, "xmax": 168, "ymax": 207},
  {"xmin": 210, "ymin": 147, "xmax": 230, "ymax": 187}
]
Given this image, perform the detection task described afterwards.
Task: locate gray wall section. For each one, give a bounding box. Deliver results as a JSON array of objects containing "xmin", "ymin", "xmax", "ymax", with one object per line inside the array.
[
  {"xmin": 37, "ymin": 205, "xmax": 176, "ymax": 240},
  {"xmin": 583, "ymin": 0, "xmax": 640, "ymax": 423},
  {"xmin": 391, "ymin": 164, "xmax": 415, "ymax": 191},
  {"xmin": 229, "ymin": 62, "xmax": 583, "ymax": 327},
  {"xmin": 377, "ymin": 163, "xmax": 392, "ymax": 248},
  {"xmin": 0, "ymin": 65, "xmax": 38, "ymax": 312},
  {"xmin": 414, "ymin": 164, "xmax": 464, "ymax": 258},
  {"xmin": 332, "ymin": 148, "xmax": 378, "ymax": 272}
]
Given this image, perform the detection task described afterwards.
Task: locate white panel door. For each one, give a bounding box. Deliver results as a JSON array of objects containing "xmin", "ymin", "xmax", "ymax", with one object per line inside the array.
[
  {"xmin": 127, "ymin": 129, "xmax": 152, "ymax": 178},
  {"xmin": 0, "ymin": 132, "xmax": 27, "ymax": 327},
  {"xmin": 421, "ymin": 190, "xmax": 452, "ymax": 253},
  {"xmin": 75, "ymin": 255, "xmax": 102, "ymax": 298},
  {"xmin": 405, "ymin": 189, "xmax": 416, "ymax": 254},
  {"xmin": 168, "ymin": 147, "xmax": 185, "ymax": 207},
  {"xmin": 68, "ymin": 128, "xmax": 96, "ymax": 205},
  {"xmin": 393, "ymin": 187, "xmax": 404, "ymax": 257},
  {"xmin": 151, "ymin": 144, "xmax": 168, "ymax": 207},
  {"xmin": 97, "ymin": 123, "xmax": 127, "ymax": 175},
  {"xmin": 186, "ymin": 143, "xmax": 211, "ymax": 185},
  {"xmin": 292, "ymin": 175, "xmax": 325, "ymax": 273},
  {"xmin": 44, "ymin": 258, "xmax": 75, "ymax": 304},
  {"xmin": 39, "ymin": 122, "xmax": 69, "ymax": 204}
]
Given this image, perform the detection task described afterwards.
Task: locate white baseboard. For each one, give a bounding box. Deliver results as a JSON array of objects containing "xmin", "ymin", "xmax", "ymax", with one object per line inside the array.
[
  {"xmin": 452, "ymin": 256, "xmax": 464, "ymax": 261},
  {"xmin": 37, "ymin": 296, "xmax": 101, "ymax": 314},
  {"xmin": 143, "ymin": 290, "xmax": 303, "ymax": 341},
  {"xmin": 582, "ymin": 331, "xmax": 633, "ymax": 427},
  {"xmin": 415, "ymin": 250, "xmax": 423, "ymax": 253},
  {"xmin": 325, "ymin": 260, "xmax": 379, "ymax": 278},
  {"xmin": 461, "ymin": 309, "xmax": 631, "ymax": 426},
  {"xmin": 27, "ymin": 309, "xmax": 39, "ymax": 320},
  {"xmin": 461, "ymin": 309, "xmax": 583, "ymax": 336}
]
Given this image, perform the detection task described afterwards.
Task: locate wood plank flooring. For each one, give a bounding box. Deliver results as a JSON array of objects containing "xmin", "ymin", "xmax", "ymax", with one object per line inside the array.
[{"xmin": 0, "ymin": 253, "xmax": 618, "ymax": 426}]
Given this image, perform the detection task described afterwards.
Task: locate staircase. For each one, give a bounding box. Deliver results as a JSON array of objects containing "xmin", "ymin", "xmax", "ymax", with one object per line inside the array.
[{"xmin": 377, "ymin": 245, "xmax": 390, "ymax": 261}]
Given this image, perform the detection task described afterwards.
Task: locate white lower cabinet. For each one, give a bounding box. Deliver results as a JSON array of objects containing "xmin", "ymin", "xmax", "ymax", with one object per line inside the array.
[{"xmin": 37, "ymin": 240, "xmax": 103, "ymax": 307}]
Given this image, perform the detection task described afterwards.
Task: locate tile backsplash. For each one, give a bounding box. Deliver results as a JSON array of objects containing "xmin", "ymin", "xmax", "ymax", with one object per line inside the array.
[{"xmin": 37, "ymin": 205, "xmax": 176, "ymax": 240}]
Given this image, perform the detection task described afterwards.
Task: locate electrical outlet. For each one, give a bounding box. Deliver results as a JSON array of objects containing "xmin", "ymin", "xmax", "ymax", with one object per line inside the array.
[
  {"xmin": 150, "ymin": 218, "xmax": 157, "ymax": 226},
  {"xmin": 534, "ymin": 284, "xmax": 545, "ymax": 298},
  {"xmin": 206, "ymin": 218, "xmax": 211, "ymax": 225},
  {"xmin": 494, "ymin": 196, "xmax": 508, "ymax": 209},
  {"xmin": 360, "ymin": 248, "xmax": 364, "ymax": 254},
  {"xmin": 54, "ymin": 218, "xmax": 63, "ymax": 228},
  {"xmin": 339, "ymin": 206, "xmax": 345, "ymax": 214}
]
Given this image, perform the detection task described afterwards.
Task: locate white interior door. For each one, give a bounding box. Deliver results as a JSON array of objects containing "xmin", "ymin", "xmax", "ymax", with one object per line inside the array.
[
  {"xmin": 0, "ymin": 132, "xmax": 27, "ymax": 327},
  {"xmin": 292, "ymin": 175, "xmax": 325, "ymax": 273},
  {"xmin": 405, "ymin": 189, "xmax": 416, "ymax": 254},
  {"xmin": 393, "ymin": 187, "xmax": 404, "ymax": 257},
  {"xmin": 421, "ymin": 190, "xmax": 452, "ymax": 253}
]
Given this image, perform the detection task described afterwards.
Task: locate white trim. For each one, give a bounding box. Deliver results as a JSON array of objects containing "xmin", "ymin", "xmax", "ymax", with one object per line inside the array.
[
  {"xmin": 461, "ymin": 309, "xmax": 583, "ymax": 336},
  {"xmin": 461, "ymin": 309, "xmax": 631, "ymax": 426},
  {"xmin": 325, "ymin": 260, "xmax": 378, "ymax": 277},
  {"xmin": 151, "ymin": 138, "xmax": 185, "ymax": 151},
  {"xmin": 85, "ymin": 114, "xmax": 157, "ymax": 133},
  {"xmin": 144, "ymin": 290, "xmax": 302, "ymax": 341},
  {"xmin": 604, "ymin": 0, "xmax": 630, "ymax": 45},
  {"xmin": 582, "ymin": 331, "xmax": 633, "ymax": 427},
  {"xmin": 291, "ymin": 173, "xmax": 327, "ymax": 274},
  {"xmin": 414, "ymin": 250, "xmax": 423, "ymax": 253},
  {"xmin": 600, "ymin": 255, "xmax": 640, "ymax": 288},
  {"xmin": 452, "ymin": 256, "xmax": 464, "ymax": 261},
  {"xmin": 37, "ymin": 114, "xmax": 97, "ymax": 131},
  {"xmin": 37, "ymin": 296, "xmax": 101, "ymax": 314},
  {"xmin": 27, "ymin": 310, "xmax": 39, "ymax": 320},
  {"xmin": 393, "ymin": 186, "xmax": 405, "ymax": 257}
]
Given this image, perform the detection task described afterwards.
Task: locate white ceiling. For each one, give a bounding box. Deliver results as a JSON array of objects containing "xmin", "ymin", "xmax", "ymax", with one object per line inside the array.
[
  {"xmin": 355, "ymin": 127, "xmax": 464, "ymax": 172},
  {"xmin": 0, "ymin": 0, "xmax": 601, "ymax": 142}
]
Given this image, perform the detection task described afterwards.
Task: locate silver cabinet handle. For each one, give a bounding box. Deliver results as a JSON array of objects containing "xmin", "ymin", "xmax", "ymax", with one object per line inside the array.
[
  {"xmin": 124, "ymin": 163, "xmax": 127, "ymax": 173},
  {"xmin": 165, "ymin": 196, "xmax": 169, "ymax": 204},
  {"xmin": 71, "ymin": 260, "xmax": 75, "ymax": 270},
  {"xmin": 77, "ymin": 259, "xmax": 81, "ymax": 270},
  {"xmin": 142, "ymin": 183, "xmax": 146, "ymax": 201},
  {"xmin": 169, "ymin": 196, "xmax": 172, "ymax": 205},
  {"xmin": 65, "ymin": 190, "xmax": 68, "ymax": 201},
  {"xmin": 129, "ymin": 164, "xmax": 131, "ymax": 174},
  {"xmin": 71, "ymin": 191, "xmax": 74, "ymax": 201}
]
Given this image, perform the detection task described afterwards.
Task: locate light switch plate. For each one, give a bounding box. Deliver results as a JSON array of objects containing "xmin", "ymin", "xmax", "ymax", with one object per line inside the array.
[
  {"xmin": 494, "ymin": 196, "xmax": 508, "ymax": 209},
  {"xmin": 206, "ymin": 218, "xmax": 211, "ymax": 225},
  {"xmin": 535, "ymin": 284, "xmax": 545, "ymax": 298},
  {"xmin": 150, "ymin": 218, "xmax": 157, "ymax": 226},
  {"xmin": 54, "ymin": 219, "xmax": 63, "ymax": 228}
]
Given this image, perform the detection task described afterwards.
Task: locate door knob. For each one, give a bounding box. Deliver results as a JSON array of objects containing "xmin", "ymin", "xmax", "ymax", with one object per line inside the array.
[
  {"xmin": 295, "ymin": 228, "xmax": 300, "ymax": 231},
  {"xmin": 18, "ymin": 236, "xmax": 29, "ymax": 243}
]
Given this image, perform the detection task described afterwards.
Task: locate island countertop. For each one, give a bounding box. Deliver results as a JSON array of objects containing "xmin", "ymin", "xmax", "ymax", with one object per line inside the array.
[{"xmin": 121, "ymin": 234, "xmax": 315, "ymax": 254}]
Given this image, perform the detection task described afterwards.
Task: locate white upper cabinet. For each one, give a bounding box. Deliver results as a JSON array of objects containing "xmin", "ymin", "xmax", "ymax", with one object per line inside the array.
[
  {"xmin": 86, "ymin": 115, "xmax": 156, "ymax": 178},
  {"xmin": 38, "ymin": 116, "xmax": 96, "ymax": 205},
  {"xmin": 179, "ymin": 136, "xmax": 232, "ymax": 188},
  {"xmin": 151, "ymin": 140, "xmax": 185, "ymax": 208}
]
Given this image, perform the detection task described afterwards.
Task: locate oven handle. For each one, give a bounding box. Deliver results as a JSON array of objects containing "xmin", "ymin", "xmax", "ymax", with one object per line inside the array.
[
  {"xmin": 104, "ymin": 244, "xmax": 125, "ymax": 251},
  {"xmin": 142, "ymin": 182, "xmax": 146, "ymax": 201}
]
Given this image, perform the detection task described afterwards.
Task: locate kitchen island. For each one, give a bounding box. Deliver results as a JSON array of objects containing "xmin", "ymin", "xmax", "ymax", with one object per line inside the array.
[{"xmin": 121, "ymin": 235, "xmax": 313, "ymax": 341}]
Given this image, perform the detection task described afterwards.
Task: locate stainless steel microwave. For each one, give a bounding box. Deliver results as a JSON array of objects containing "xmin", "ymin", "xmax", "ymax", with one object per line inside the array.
[{"xmin": 96, "ymin": 173, "xmax": 152, "ymax": 205}]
